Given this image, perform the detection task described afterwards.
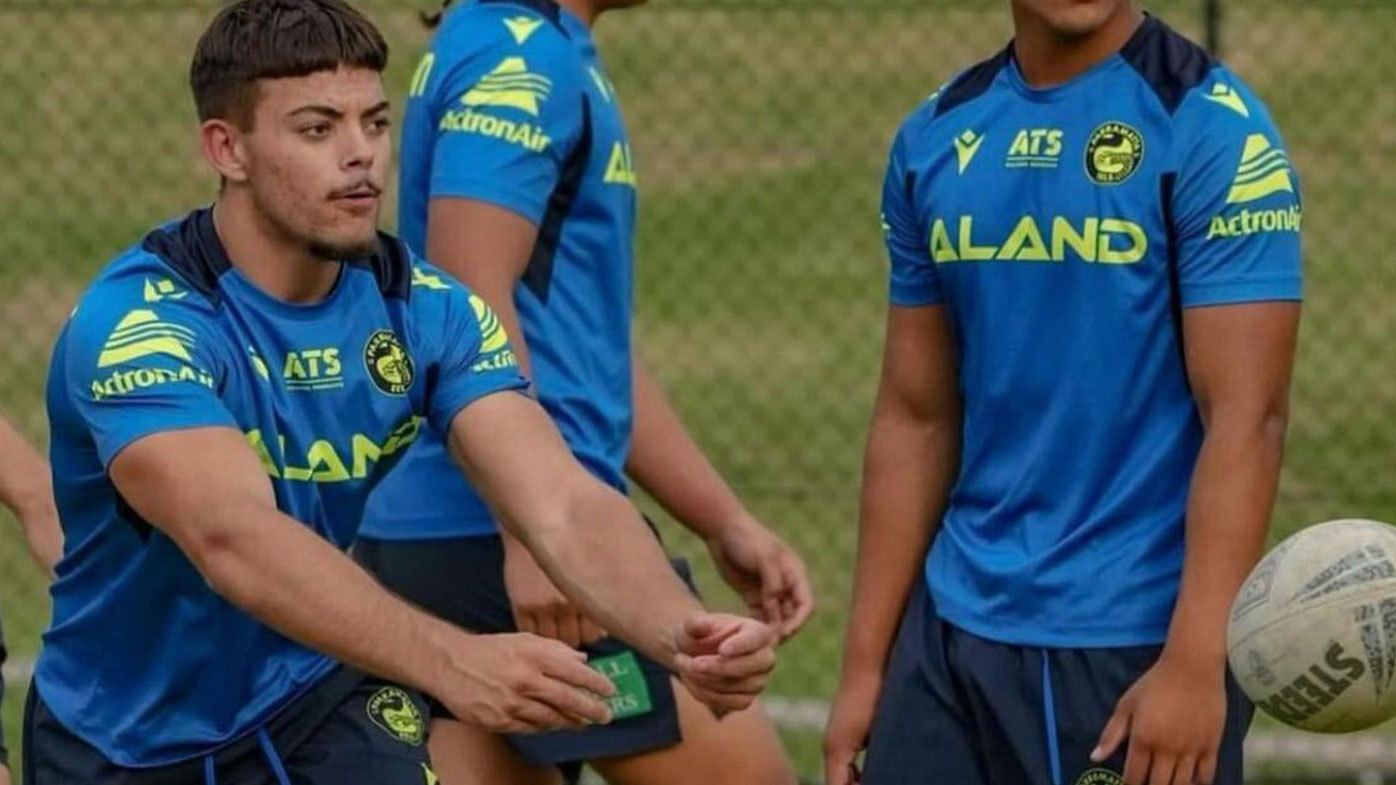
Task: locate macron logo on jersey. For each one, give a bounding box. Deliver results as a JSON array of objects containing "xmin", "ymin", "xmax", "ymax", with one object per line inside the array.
[
  {"xmin": 1202, "ymin": 83, "xmax": 1250, "ymax": 118},
  {"xmin": 504, "ymin": 16, "xmax": 545, "ymax": 45},
  {"xmin": 1227, "ymin": 134, "xmax": 1295, "ymax": 204},
  {"xmin": 463, "ymin": 57, "xmax": 553, "ymax": 117},
  {"xmin": 97, "ymin": 309, "xmax": 195, "ymax": 368}
]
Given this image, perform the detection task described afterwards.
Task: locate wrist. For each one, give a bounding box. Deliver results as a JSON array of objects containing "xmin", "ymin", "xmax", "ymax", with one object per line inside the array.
[{"xmin": 1159, "ymin": 635, "xmax": 1228, "ymax": 675}]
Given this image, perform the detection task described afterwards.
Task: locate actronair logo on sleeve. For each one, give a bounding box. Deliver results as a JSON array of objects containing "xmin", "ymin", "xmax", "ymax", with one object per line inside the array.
[
  {"xmin": 1227, "ymin": 134, "xmax": 1295, "ymax": 204},
  {"xmin": 463, "ymin": 57, "xmax": 553, "ymax": 117},
  {"xmin": 97, "ymin": 309, "xmax": 195, "ymax": 368}
]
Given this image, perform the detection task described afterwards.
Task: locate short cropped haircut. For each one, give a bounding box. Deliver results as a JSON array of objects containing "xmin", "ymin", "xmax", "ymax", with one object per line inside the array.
[{"xmin": 190, "ymin": 0, "xmax": 389, "ymax": 127}]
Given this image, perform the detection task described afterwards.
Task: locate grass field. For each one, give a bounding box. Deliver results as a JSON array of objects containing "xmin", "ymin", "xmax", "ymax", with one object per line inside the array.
[{"xmin": 1, "ymin": 0, "xmax": 1394, "ymax": 780}]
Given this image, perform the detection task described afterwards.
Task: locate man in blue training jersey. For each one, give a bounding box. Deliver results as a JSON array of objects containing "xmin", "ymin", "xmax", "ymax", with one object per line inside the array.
[
  {"xmin": 0, "ymin": 410, "xmax": 62, "ymax": 785},
  {"xmin": 825, "ymin": 2, "xmax": 1302, "ymax": 785},
  {"xmin": 26, "ymin": 2, "xmax": 780, "ymax": 783},
  {"xmin": 357, "ymin": 1, "xmax": 809, "ymax": 783}
]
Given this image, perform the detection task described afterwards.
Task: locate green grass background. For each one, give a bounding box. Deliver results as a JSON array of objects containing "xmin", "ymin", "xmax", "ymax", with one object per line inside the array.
[{"xmin": 1, "ymin": 0, "xmax": 1394, "ymax": 780}]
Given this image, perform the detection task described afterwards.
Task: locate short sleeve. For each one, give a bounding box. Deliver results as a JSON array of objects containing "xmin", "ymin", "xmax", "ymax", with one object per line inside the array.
[
  {"xmin": 883, "ymin": 127, "xmax": 942, "ymax": 307},
  {"xmin": 426, "ymin": 16, "xmax": 587, "ymax": 225},
  {"xmin": 1171, "ymin": 76, "xmax": 1303, "ymax": 308},
  {"xmin": 408, "ymin": 263, "xmax": 530, "ymax": 433},
  {"xmin": 65, "ymin": 289, "xmax": 236, "ymax": 466}
]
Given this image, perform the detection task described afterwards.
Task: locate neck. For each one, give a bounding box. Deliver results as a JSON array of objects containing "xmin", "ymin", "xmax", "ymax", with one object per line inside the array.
[
  {"xmin": 1011, "ymin": 3, "xmax": 1143, "ymax": 88},
  {"xmin": 212, "ymin": 194, "xmax": 342, "ymax": 304},
  {"xmin": 557, "ymin": 0, "xmax": 599, "ymax": 26}
]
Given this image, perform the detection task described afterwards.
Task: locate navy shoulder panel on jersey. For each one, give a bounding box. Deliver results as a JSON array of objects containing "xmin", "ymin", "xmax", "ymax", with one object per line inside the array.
[
  {"xmin": 351, "ymin": 234, "xmax": 415, "ymax": 301},
  {"xmin": 934, "ymin": 47, "xmax": 1010, "ymax": 118},
  {"xmin": 142, "ymin": 208, "xmax": 416, "ymax": 303},
  {"xmin": 1119, "ymin": 14, "xmax": 1216, "ymax": 114},
  {"xmin": 140, "ymin": 209, "xmax": 231, "ymax": 302}
]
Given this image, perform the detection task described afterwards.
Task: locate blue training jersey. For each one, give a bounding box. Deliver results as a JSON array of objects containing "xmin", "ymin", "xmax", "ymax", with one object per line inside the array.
[
  {"xmin": 362, "ymin": 0, "xmax": 637, "ymax": 539},
  {"xmin": 883, "ymin": 16, "xmax": 1302, "ymax": 647},
  {"xmin": 40, "ymin": 208, "xmax": 526, "ymax": 766}
]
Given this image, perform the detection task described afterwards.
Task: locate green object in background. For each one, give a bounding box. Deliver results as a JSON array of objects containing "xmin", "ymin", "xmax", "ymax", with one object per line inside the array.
[{"xmin": 589, "ymin": 651, "xmax": 653, "ymax": 721}]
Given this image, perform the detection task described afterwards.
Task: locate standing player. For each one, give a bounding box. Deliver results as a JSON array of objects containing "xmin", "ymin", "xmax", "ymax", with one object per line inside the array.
[
  {"xmin": 825, "ymin": 2, "xmax": 1302, "ymax": 785},
  {"xmin": 0, "ymin": 410, "xmax": 62, "ymax": 785},
  {"xmin": 26, "ymin": 1, "xmax": 779, "ymax": 783},
  {"xmin": 357, "ymin": 1, "xmax": 809, "ymax": 783}
]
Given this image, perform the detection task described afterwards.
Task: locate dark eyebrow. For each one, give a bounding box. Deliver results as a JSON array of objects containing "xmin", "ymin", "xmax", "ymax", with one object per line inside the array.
[
  {"xmin": 288, "ymin": 105, "xmax": 344, "ymax": 121},
  {"xmin": 363, "ymin": 100, "xmax": 392, "ymax": 117}
]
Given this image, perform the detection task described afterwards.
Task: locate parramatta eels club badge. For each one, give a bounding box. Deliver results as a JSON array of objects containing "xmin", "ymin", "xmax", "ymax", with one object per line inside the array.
[{"xmin": 364, "ymin": 329, "xmax": 414, "ymax": 396}]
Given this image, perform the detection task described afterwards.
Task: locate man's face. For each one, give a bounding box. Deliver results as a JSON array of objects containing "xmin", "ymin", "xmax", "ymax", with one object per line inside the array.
[
  {"xmin": 238, "ymin": 67, "xmax": 391, "ymax": 260},
  {"xmin": 1014, "ymin": 0, "xmax": 1130, "ymax": 37}
]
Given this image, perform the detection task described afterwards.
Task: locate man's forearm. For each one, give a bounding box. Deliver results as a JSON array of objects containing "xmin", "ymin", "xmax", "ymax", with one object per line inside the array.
[
  {"xmin": 0, "ymin": 414, "xmax": 55, "ymax": 522},
  {"xmin": 1164, "ymin": 414, "xmax": 1287, "ymax": 665},
  {"xmin": 625, "ymin": 357, "xmax": 745, "ymax": 539},
  {"xmin": 188, "ymin": 499, "xmax": 462, "ymax": 694},
  {"xmin": 506, "ymin": 483, "xmax": 704, "ymax": 668},
  {"xmin": 841, "ymin": 413, "xmax": 957, "ymax": 678}
]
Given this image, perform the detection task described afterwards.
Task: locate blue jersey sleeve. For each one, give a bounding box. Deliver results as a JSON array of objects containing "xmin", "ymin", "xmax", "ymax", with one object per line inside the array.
[
  {"xmin": 64, "ymin": 275, "xmax": 236, "ymax": 466},
  {"xmin": 883, "ymin": 123, "xmax": 943, "ymax": 306},
  {"xmin": 1170, "ymin": 72, "xmax": 1303, "ymax": 307},
  {"xmin": 425, "ymin": 11, "xmax": 587, "ymax": 224},
  {"xmin": 408, "ymin": 263, "xmax": 530, "ymax": 433}
]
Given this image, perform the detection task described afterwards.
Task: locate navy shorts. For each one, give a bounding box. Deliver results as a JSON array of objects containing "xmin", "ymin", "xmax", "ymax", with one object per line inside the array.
[
  {"xmin": 354, "ymin": 533, "xmax": 694, "ymax": 774},
  {"xmin": 863, "ymin": 582, "xmax": 1254, "ymax": 785},
  {"xmin": 23, "ymin": 667, "xmax": 433, "ymax": 785}
]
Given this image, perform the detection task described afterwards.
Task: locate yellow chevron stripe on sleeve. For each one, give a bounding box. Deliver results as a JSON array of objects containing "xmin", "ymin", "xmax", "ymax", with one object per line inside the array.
[{"xmin": 1226, "ymin": 133, "xmax": 1296, "ymax": 204}]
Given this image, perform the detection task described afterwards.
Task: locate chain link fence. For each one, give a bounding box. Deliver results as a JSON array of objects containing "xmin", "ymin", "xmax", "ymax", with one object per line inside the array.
[{"xmin": 1, "ymin": 0, "xmax": 1393, "ymax": 781}]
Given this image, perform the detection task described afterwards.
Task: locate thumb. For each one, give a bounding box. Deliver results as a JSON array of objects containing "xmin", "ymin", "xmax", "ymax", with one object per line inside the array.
[
  {"xmin": 1091, "ymin": 702, "xmax": 1132, "ymax": 763},
  {"xmin": 683, "ymin": 614, "xmax": 724, "ymax": 642}
]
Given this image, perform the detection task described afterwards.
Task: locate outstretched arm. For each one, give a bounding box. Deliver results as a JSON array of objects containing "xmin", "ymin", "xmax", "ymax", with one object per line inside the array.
[
  {"xmin": 110, "ymin": 426, "xmax": 616, "ymax": 733},
  {"xmin": 0, "ymin": 412, "xmax": 61, "ymax": 574},
  {"xmin": 451, "ymin": 391, "xmax": 781, "ymax": 716}
]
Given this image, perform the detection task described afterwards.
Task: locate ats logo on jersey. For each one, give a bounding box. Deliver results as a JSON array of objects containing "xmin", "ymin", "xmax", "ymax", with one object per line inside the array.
[
  {"xmin": 1006, "ymin": 128, "xmax": 1063, "ymax": 169},
  {"xmin": 364, "ymin": 330, "xmax": 414, "ymax": 396},
  {"xmin": 283, "ymin": 347, "xmax": 343, "ymax": 392},
  {"xmin": 1085, "ymin": 122, "xmax": 1144, "ymax": 185}
]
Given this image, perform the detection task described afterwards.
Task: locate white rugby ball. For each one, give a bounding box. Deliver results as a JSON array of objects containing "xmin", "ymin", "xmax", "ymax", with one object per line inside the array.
[{"xmin": 1228, "ymin": 519, "xmax": 1396, "ymax": 732}]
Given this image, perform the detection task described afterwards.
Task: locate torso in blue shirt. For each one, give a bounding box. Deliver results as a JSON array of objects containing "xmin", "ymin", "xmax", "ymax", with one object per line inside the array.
[
  {"xmin": 363, "ymin": 0, "xmax": 637, "ymax": 539},
  {"xmin": 882, "ymin": 17, "xmax": 1302, "ymax": 647},
  {"xmin": 40, "ymin": 209, "xmax": 526, "ymax": 766}
]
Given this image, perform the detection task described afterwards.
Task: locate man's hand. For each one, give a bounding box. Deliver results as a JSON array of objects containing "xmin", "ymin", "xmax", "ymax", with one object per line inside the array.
[
  {"xmin": 1092, "ymin": 652, "xmax": 1228, "ymax": 785},
  {"xmin": 435, "ymin": 632, "xmax": 619, "ymax": 734},
  {"xmin": 503, "ymin": 536, "xmax": 607, "ymax": 648},
  {"xmin": 705, "ymin": 513, "xmax": 815, "ymax": 640},
  {"xmin": 823, "ymin": 670, "xmax": 882, "ymax": 785},
  {"xmin": 673, "ymin": 613, "xmax": 778, "ymax": 717}
]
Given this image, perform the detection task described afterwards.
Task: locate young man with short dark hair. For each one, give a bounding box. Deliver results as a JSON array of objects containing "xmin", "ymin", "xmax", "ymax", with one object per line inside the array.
[
  {"xmin": 826, "ymin": 2, "xmax": 1302, "ymax": 784},
  {"xmin": 25, "ymin": 2, "xmax": 779, "ymax": 783}
]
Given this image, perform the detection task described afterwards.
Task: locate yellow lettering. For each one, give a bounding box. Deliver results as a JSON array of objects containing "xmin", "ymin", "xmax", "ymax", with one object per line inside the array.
[
  {"xmin": 957, "ymin": 216, "xmax": 996, "ymax": 261},
  {"xmin": 1051, "ymin": 217, "xmax": 1098, "ymax": 262},
  {"xmin": 996, "ymin": 216, "xmax": 1052, "ymax": 261},
  {"xmin": 1097, "ymin": 219, "xmax": 1148, "ymax": 264},
  {"xmin": 1045, "ymin": 130, "xmax": 1064, "ymax": 157},
  {"xmin": 1009, "ymin": 130, "xmax": 1032, "ymax": 157},
  {"xmin": 929, "ymin": 218, "xmax": 958, "ymax": 263}
]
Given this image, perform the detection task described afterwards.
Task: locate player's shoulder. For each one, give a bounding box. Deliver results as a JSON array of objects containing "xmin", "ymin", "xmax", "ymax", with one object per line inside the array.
[
  {"xmin": 69, "ymin": 217, "xmax": 222, "ymax": 341},
  {"xmin": 1117, "ymin": 14, "xmax": 1279, "ymax": 126},
  {"xmin": 892, "ymin": 46, "xmax": 1012, "ymax": 152},
  {"xmin": 435, "ymin": 0, "xmax": 583, "ymax": 71}
]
